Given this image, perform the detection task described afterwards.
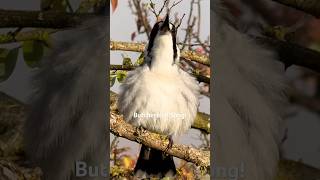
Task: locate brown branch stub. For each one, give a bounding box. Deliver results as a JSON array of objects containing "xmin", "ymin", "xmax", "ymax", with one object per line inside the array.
[
  {"xmin": 110, "ymin": 112, "xmax": 210, "ymax": 167},
  {"xmin": 110, "ymin": 41, "xmax": 210, "ymax": 66},
  {"xmin": 110, "ymin": 41, "xmax": 145, "ymax": 53},
  {"xmin": 272, "ymin": 0, "xmax": 320, "ymax": 18}
]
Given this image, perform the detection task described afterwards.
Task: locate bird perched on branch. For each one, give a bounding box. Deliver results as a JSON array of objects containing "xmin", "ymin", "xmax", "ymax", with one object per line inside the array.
[
  {"xmin": 213, "ymin": 0, "xmax": 288, "ymax": 179},
  {"xmin": 118, "ymin": 14, "xmax": 200, "ymax": 178}
]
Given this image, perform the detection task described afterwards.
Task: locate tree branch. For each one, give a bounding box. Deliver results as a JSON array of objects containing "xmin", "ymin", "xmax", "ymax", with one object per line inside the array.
[
  {"xmin": 110, "ymin": 111, "xmax": 210, "ymax": 168},
  {"xmin": 110, "ymin": 41, "xmax": 210, "ymax": 66},
  {"xmin": 271, "ymin": 0, "xmax": 320, "ymax": 18},
  {"xmin": 131, "ymin": 0, "xmax": 152, "ymax": 38}
]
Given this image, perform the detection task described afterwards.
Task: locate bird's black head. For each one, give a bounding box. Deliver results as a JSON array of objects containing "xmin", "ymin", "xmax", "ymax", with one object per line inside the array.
[{"xmin": 147, "ymin": 14, "xmax": 178, "ymax": 60}]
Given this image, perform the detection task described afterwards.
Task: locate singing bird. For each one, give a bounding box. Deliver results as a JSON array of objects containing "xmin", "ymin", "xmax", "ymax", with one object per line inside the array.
[
  {"xmin": 118, "ymin": 14, "xmax": 200, "ymax": 178},
  {"xmin": 212, "ymin": 0, "xmax": 288, "ymax": 179}
]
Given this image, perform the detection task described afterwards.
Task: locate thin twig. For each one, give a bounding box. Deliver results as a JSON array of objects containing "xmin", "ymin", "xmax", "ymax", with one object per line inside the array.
[
  {"xmin": 132, "ymin": 0, "xmax": 152, "ymax": 38},
  {"xmin": 194, "ymin": 35, "xmax": 210, "ymax": 54},
  {"xmin": 149, "ymin": 0, "xmax": 169, "ymax": 19},
  {"xmin": 189, "ymin": 17, "xmax": 196, "ymax": 50},
  {"xmin": 158, "ymin": 0, "xmax": 169, "ymax": 17},
  {"xmin": 176, "ymin": 13, "xmax": 185, "ymax": 31},
  {"xmin": 149, "ymin": 0, "xmax": 159, "ymax": 18},
  {"xmin": 169, "ymin": 0, "xmax": 184, "ymax": 11},
  {"xmin": 197, "ymin": 0, "xmax": 201, "ymax": 37},
  {"xmin": 182, "ymin": 0, "xmax": 195, "ymax": 50}
]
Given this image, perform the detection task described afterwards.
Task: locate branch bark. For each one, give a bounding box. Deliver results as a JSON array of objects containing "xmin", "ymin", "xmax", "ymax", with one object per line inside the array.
[{"xmin": 110, "ymin": 111, "xmax": 210, "ymax": 167}]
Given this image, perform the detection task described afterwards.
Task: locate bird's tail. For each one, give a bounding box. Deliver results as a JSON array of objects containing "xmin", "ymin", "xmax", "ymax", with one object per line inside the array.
[
  {"xmin": 134, "ymin": 145, "xmax": 176, "ymax": 179},
  {"xmin": 24, "ymin": 17, "xmax": 108, "ymax": 180}
]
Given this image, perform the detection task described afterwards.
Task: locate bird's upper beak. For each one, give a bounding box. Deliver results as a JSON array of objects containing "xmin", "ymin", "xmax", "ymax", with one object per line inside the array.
[{"xmin": 160, "ymin": 14, "xmax": 170, "ymax": 32}]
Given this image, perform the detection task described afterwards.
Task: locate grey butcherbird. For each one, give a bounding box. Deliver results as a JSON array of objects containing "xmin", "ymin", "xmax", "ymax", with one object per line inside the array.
[{"xmin": 118, "ymin": 14, "xmax": 200, "ymax": 178}]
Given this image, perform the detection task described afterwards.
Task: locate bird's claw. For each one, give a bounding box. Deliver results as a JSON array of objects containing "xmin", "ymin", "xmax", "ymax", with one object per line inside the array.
[{"xmin": 165, "ymin": 136, "xmax": 173, "ymax": 152}]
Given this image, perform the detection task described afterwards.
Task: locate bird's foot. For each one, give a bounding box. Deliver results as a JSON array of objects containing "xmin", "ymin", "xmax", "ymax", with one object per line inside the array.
[
  {"xmin": 165, "ymin": 135, "xmax": 173, "ymax": 153},
  {"xmin": 136, "ymin": 126, "xmax": 147, "ymax": 134},
  {"xmin": 135, "ymin": 126, "xmax": 147, "ymax": 143}
]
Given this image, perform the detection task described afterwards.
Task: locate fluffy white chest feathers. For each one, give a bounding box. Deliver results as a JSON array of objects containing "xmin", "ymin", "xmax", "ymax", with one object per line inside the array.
[{"xmin": 118, "ymin": 31, "xmax": 199, "ymax": 136}]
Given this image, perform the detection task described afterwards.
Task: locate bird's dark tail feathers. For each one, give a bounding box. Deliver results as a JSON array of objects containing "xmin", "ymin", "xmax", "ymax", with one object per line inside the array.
[{"xmin": 134, "ymin": 145, "xmax": 176, "ymax": 179}]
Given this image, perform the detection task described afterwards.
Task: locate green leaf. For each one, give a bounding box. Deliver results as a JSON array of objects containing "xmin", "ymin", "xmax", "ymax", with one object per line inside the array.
[
  {"xmin": 22, "ymin": 40, "xmax": 45, "ymax": 68},
  {"xmin": 0, "ymin": 48, "xmax": 19, "ymax": 82},
  {"xmin": 134, "ymin": 52, "xmax": 144, "ymax": 66},
  {"xmin": 116, "ymin": 71, "xmax": 127, "ymax": 83},
  {"xmin": 122, "ymin": 57, "xmax": 133, "ymax": 66}
]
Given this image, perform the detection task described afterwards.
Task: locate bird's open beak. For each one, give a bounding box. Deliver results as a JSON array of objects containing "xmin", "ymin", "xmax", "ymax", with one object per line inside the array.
[{"xmin": 161, "ymin": 14, "xmax": 170, "ymax": 32}]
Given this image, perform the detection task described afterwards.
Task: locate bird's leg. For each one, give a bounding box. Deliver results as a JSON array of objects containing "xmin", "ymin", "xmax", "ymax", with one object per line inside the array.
[
  {"xmin": 164, "ymin": 135, "xmax": 174, "ymax": 153},
  {"xmin": 136, "ymin": 125, "xmax": 147, "ymax": 135},
  {"xmin": 135, "ymin": 126, "xmax": 147, "ymax": 144}
]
